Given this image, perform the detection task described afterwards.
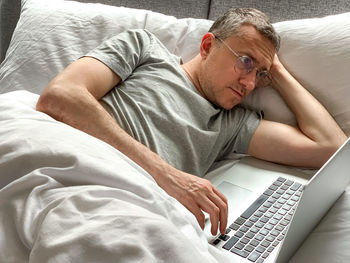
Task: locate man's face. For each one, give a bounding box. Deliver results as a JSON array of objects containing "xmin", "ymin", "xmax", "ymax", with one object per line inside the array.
[{"xmin": 198, "ymin": 25, "xmax": 275, "ymax": 110}]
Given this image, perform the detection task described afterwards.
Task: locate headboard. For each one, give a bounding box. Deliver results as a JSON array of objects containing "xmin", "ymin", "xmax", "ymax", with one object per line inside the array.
[{"xmin": 1, "ymin": 0, "xmax": 350, "ymax": 63}]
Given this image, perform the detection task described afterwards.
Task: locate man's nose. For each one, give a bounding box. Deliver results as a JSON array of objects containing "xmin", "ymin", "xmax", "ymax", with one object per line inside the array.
[{"xmin": 238, "ymin": 70, "xmax": 256, "ymax": 91}]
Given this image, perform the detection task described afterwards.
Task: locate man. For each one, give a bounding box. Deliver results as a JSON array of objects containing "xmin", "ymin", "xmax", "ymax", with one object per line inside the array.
[{"xmin": 36, "ymin": 8, "xmax": 347, "ymax": 237}]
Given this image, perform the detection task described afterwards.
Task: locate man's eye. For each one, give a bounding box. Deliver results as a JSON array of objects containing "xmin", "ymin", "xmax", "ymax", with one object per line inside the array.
[
  {"xmin": 257, "ymin": 70, "xmax": 270, "ymax": 78},
  {"xmin": 240, "ymin": 56, "xmax": 253, "ymax": 69}
]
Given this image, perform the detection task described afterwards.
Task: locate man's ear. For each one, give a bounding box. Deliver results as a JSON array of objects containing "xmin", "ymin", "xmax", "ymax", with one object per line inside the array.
[{"xmin": 200, "ymin": 33, "xmax": 215, "ymax": 59}]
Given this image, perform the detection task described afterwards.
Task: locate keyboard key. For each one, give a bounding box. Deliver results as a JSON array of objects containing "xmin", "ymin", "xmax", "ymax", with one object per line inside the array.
[
  {"xmin": 239, "ymin": 226, "xmax": 249, "ymax": 233},
  {"xmin": 275, "ymin": 225, "xmax": 284, "ymax": 232},
  {"xmin": 249, "ymin": 240, "xmax": 259, "ymax": 247},
  {"xmin": 256, "ymin": 246, "xmax": 266, "ymax": 254},
  {"xmin": 259, "ymin": 229, "xmax": 269, "ymax": 236},
  {"xmin": 234, "ymin": 231, "xmax": 244, "ymax": 238},
  {"xmin": 268, "ymin": 197, "xmax": 277, "ymax": 204},
  {"xmin": 282, "ymin": 204, "xmax": 292, "ymax": 211},
  {"xmin": 266, "ymin": 235, "xmax": 275, "ymax": 242},
  {"xmin": 235, "ymin": 217, "xmax": 246, "ymax": 225},
  {"xmin": 251, "ymin": 227, "xmax": 259, "ymax": 233},
  {"xmin": 245, "ymin": 232, "xmax": 255, "ymax": 239},
  {"xmin": 254, "ymin": 211, "xmax": 264, "ymax": 217},
  {"xmin": 261, "ymin": 240, "xmax": 271, "ymax": 248},
  {"xmin": 281, "ymin": 184, "xmax": 289, "ymax": 190},
  {"xmin": 291, "ymin": 195, "xmax": 300, "ymax": 201},
  {"xmin": 277, "ymin": 177, "xmax": 287, "ymax": 183},
  {"xmin": 280, "ymin": 220, "xmax": 289, "ymax": 226},
  {"xmin": 241, "ymin": 238, "xmax": 250, "ymax": 244},
  {"xmin": 248, "ymin": 251, "xmax": 261, "ymax": 262},
  {"xmin": 260, "ymin": 217, "xmax": 269, "ymax": 223},
  {"xmin": 268, "ymin": 185, "xmax": 278, "ymax": 191},
  {"xmin": 267, "ymin": 246, "xmax": 275, "ymax": 253},
  {"xmin": 270, "ymin": 219, "xmax": 278, "ymax": 225},
  {"xmin": 285, "ymin": 180, "xmax": 294, "ymax": 186},
  {"xmin": 213, "ymin": 239, "xmax": 221, "ymax": 245},
  {"xmin": 282, "ymin": 193, "xmax": 291, "ymax": 200},
  {"xmin": 219, "ymin": 234, "xmax": 230, "ymax": 241},
  {"xmin": 290, "ymin": 182, "xmax": 302, "ymax": 191},
  {"xmin": 271, "ymin": 230, "xmax": 279, "ymax": 237},
  {"xmin": 262, "ymin": 252, "xmax": 270, "ymax": 258},
  {"xmin": 264, "ymin": 224, "xmax": 273, "ymax": 230},
  {"xmin": 249, "ymin": 216, "xmax": 259, "ymax": 223},
  {"xmin": 274, "ymin": 181, "xmax": 283, "ymax": 188},
  {"xmin": 264, "ymin": 189, "xmax": 274, "ymax": 196},
  {"xmin": 255, "ymin": 234, "xmax": 264, "ymax": 241},
  {"xmin": 263, "ymin": 202, "xmax": 272, "ymax": 208},
  {"xmin": 277, "ymin": 189, "xmax": 285, "ymax": 195},
  {"xmin": 222, "ymin": 236, "xmax": 239, "ymax": 250},
  {"xmin": 273, "ymin": 214, "xmax": 283, "ymax": 220},
  {"xmin": 229, "ymin": 223, "xmax": 240, "ymax": 230},
  {"xmin": 272, "ymin": 241, "xmax": 279, "ymax": 247},
  {"xmin": 245, "ymin": 245, "xmax": 255, "ymax": 252},
  {"xmin": 255, "ymin": 222, "xmax": 264, "ymax": 228},
  {"xmin": 235, "ymin": 242, "xmax": 245, "ymax": 250},
  {"xmin": 244, "ymin": 221, "xmax": 254, "ymax": 228},
  {"xmin": 259, "ymin": 206, "xmax": 268, "ymax": 213},
  {"xmin": 272, "ymin": 193, "xmax": 281, "ymax": 199},
  {"xmin": 241, "ymin": 195, "xmax": 268, "ymax": 219},
  {"xmin": 231, "ymin": 247, "xmax": 249, "ymax": 258},
  {"xmin": 265, "ymin": 212, "xmax": 273, "ymax": 218}
]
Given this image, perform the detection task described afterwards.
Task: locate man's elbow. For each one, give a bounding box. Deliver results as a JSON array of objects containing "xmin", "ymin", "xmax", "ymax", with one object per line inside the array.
[
  {"xmin": 323, "ymin": 134, "xmax": 348, "ymax": 163},
  {"xmin": 36, "ymin": 85, "xmax": 67, "ymax": 121}
]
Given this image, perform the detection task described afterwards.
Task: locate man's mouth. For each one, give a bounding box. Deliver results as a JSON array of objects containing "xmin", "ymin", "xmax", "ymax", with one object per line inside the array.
[{"xmin": 230, "ymin": 87, "xmax": 243, "ymax": 98}]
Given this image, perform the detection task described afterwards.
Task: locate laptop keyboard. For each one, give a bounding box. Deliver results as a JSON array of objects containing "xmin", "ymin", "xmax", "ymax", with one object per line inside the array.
[{"xmin": 212, "ymin": 177, "xmax": 303, "ymax": 262}]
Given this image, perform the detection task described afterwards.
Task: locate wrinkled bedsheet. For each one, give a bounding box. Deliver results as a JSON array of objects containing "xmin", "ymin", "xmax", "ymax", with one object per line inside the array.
[{"xmin": 0, "ymin": 91, "xmax": 230, "ymax": 263}]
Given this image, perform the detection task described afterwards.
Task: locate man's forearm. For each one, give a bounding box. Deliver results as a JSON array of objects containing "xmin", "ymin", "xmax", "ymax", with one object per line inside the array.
[{"xmin": 36, "ymin": 83, "xmax": 170, "ymax": 180}]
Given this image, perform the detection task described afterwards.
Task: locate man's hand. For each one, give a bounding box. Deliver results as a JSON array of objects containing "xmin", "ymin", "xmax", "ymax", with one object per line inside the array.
[{"xmin": 154, "ymin": 166, "xmax": 228, "ymax": 236}]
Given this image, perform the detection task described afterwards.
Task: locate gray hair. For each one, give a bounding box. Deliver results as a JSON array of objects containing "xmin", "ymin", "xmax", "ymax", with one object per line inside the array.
[{"xmin": 209, "ymin": 8, "xmax": 280, "ymax": 51}]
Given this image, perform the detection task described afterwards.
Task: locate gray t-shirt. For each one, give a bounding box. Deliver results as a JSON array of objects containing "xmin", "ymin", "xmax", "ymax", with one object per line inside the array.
[{"xmin": 86, "ymin": 29, "xmax": 261, "ymax": 177}]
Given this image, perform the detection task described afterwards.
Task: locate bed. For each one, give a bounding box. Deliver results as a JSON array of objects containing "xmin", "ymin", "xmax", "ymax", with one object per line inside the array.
[{"xmin": 1, "ymin": 0, "xmax": 350, "ymax": 262}]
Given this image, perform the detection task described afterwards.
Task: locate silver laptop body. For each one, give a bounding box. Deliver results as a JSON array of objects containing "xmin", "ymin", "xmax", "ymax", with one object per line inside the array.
[{"xmin": 205, "ymin": 138, "xmax": 350, "ymax": 263}]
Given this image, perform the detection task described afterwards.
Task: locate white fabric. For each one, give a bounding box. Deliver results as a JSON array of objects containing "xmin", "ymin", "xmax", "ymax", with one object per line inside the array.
[
  {"xmin": 0, "ymin": 0, "xmax": 212, "ymax": 95},
  {"xmin": 0, "ymin": 90, "xmax": 232, "ymax": 263}
]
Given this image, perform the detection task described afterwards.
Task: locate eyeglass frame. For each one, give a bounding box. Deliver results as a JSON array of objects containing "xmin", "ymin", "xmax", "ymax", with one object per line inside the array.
[{"xmin": 214, "ymin": 36, "xmax": 272, "ymax": 87}]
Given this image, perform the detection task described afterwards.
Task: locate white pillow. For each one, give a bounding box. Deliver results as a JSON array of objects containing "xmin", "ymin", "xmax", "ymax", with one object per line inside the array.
[
  {"xmin": 0, "ymin": 0, "xmax": 212, "ymax": 94},
  {"xmin": 244, "ymin": 12, "xmax": 350, "ymax": 135}
]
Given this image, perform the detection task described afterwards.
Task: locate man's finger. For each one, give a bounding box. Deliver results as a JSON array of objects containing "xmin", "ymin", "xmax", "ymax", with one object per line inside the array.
[
  {"xmin": 212, "ymin": 187, "xmax": 229, "ymax": 234},
  {"xmin": 196, "ymin": 195, "xmax": 221, "ymax": 235}
]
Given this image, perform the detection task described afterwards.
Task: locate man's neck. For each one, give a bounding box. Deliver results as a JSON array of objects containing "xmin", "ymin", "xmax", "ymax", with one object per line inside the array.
[{"xmin": 181, "ymin": 55, "xmax": 206, "ymax": 98}]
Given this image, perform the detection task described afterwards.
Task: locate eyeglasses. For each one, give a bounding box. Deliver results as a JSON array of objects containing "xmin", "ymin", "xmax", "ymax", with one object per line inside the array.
[{"xmin": 215, "ymin": 36, "xmax": 271, "ymax": 88}]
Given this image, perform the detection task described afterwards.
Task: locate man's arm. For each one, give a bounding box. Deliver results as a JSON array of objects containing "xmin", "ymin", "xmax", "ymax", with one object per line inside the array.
[
  {"xmin": 248, "ymin": 55, "xmax": 347, "ymax": 168},
  {"xmin": 36, "ymin": 57, "xmax": 228, "ymax": 235}
]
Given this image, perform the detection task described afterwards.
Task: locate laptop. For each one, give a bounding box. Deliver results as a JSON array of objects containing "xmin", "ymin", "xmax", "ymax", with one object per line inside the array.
[{"xmin": 204, "ymin": 137, "xmax": 350, "ymax": 263}]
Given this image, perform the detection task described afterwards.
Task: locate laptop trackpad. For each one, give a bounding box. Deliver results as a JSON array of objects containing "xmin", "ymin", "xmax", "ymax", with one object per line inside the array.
[{"xmin": 217, "ymin": 181, "xmax": 252, "ymax": 208}]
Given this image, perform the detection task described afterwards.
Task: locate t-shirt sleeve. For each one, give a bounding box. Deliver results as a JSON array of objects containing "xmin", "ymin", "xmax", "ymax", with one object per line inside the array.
[
  {"xmin": 221, "ymin": 107, "xmax": 262, "ymax": 157},
  {"xmin": 84, "ymin": 29, "xmax": 154, "ymax": 81}
]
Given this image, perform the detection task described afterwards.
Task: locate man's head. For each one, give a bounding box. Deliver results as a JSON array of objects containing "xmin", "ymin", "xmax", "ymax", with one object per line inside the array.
[
  {"xmin": 209, "ymin": 8, "xmax": 280, "ymax": 52},
  {"xmin": 194, "ymin": 8, "xmax": 280, "ymax": 110}
]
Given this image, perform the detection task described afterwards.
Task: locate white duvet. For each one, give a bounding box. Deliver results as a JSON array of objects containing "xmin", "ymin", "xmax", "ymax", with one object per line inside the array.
[
  {"xmin": 0, "ymin": 91, "xmax": 230, "ymax": 263},
  {"xmin": 1, "ymin": 90, "xmax": 350, "ymax": 263}
]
